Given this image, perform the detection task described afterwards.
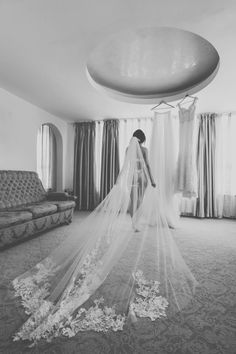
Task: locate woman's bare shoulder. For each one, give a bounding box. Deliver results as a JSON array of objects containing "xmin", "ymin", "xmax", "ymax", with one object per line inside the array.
[{"xmin": 141, "ymin": 146, "xmax": 148, "ymax": 154}]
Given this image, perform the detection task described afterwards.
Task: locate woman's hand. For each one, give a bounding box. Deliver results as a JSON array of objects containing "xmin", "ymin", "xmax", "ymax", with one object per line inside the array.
[{"xmin": 151, "ymin": 181, "xmax": 156, "ymax": 188}]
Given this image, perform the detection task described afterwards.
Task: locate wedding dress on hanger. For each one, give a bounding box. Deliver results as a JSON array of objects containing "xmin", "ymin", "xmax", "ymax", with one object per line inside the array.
[
  {"xmin": 12, "ymin": 136, "xmax": 198, "ymax": 346},
  {"xmin": 150, "ymin": 110, "xmax": 180, "ymax": 228},
  {"xmin": 176, "ymin": 98, "xmax": 198, "ymax": 197}
]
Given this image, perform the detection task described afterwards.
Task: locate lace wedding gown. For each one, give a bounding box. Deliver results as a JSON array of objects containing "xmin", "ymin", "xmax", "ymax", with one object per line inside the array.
[
  {"xmin": 151, "ymin": 110, "xmax": 180, "ymax": 228},
  {"xmin": 176, "ymin": 99, "xmax": 198, "ymax": 197},
  {"xmin": 12, "ymin": 137, "xmax": 198, "ymax": 346}
]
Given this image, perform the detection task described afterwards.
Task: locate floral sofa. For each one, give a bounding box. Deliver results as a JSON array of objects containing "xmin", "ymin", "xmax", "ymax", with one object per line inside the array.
[{"xmin": 0, "ymin": 170, "xmax": 76, "ymax": 250}]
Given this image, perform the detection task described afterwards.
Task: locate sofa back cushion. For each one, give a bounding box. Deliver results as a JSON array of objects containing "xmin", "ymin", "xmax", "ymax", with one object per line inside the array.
[{"xmin": 0, "ymin": 171, "xmax": 46, "ymax": 210}]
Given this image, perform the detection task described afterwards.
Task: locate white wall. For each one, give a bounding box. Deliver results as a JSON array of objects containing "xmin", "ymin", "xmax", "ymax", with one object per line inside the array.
[{"xmin": 0, "ymin": 88, "xmax": 73, "ymax": 191}]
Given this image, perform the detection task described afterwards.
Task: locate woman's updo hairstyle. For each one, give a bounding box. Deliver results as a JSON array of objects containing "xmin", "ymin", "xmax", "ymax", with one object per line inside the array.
[{"xmin": 133, "ymin": 129, "xmax": 146, "ymax": 144}]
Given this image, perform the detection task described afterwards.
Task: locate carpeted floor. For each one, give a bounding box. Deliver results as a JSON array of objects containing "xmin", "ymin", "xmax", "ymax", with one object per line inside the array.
[{"xmin": 0, "ymin": 213, "xmax": 236, "ymax": 354}]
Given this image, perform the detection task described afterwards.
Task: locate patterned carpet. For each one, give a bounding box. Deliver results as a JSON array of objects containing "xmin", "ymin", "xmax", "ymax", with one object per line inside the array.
[{"xmin": 0, "ymin": 213, "xmax": 236, "ymax": 354}]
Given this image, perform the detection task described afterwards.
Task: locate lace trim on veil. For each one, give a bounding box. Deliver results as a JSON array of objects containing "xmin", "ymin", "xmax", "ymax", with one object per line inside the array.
[
  {"xmin": 129, "ymin": 270, "xmax": 168, "ymax": 321},
  {"xmin": 13, "ymin": 264, "xmax": 168, "ymax": 345}
]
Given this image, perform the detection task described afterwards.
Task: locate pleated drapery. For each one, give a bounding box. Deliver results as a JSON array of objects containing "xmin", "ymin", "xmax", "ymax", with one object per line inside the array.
[
  {"xmin": 73, "ymin": 122, "xmax": 96, "ymax": 210},
  {"xmin": 196, "ymin": 113, "xmax": 217, "ymax": 217},
  {"xmin": 94, "ymin": 120, "xmax": 104, "ymax": 205},
  {"xmin": 72, "ymin": 113, "xmax": 236, "ymax": 219},
  {"xmin": 100, "ymin": 119, "xmax": 120, "ymax": 201},
  {"xmin": 215, "ymin": 113, "xmax": 236, "ymax": 218}
]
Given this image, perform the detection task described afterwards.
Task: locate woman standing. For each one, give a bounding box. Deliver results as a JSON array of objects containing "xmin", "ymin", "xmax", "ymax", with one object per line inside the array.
[{"xmin": 128, "ymin": 130, "xmax": 156, "ymax": 230}]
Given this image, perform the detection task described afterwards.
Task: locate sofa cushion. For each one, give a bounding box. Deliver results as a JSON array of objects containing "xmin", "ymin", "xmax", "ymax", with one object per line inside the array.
[
  {"xmin": 17, "ymin": 202, "xmax": 58, "ymax": 218},
  {"xmin": 0, "ymin": 211, "xmax": 33, "ymax": 229},
  {"xmin": 47, "ymin": 192, "xmax": 70, "ymax": 201},
  {"xmin": 49, "ymin": 200, "xmax": 76, "ymax": 212},
  {"xmin": 0, "ymin": 171, "xmax": 46, "ymax": 210}
]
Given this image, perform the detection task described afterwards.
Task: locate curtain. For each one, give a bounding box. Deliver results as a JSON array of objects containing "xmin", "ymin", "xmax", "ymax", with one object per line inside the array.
[
  {"xmin": 215, "ymin": 113, "xmax": 236, "ymax": 218},
  {"xmin": 196, "ymin": 113, "xmax": 217, "ymax": 217},
  {"xmin": 73, "ymin": 122, "xmax": 96, "ymax": 210},
  {"xmin": 37, "ymin": 124, "xmax": 57, "ymax": 191},
  {"xmin": 94, "ymin": 120, "xmax": 104, "ymax": 203},
  {"xmin": 100, "ymin": 119, "xmax": 120, "ymax": 201}
]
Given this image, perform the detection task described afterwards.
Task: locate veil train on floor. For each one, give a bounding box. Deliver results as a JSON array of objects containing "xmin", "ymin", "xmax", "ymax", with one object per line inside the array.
[{"xmin": 12, "ymin": 122, "xmax": 198, "ymax": 345}]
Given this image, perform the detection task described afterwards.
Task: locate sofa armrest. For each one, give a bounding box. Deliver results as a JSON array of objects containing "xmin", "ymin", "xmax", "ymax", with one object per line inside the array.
[{"xmin": 46, "ymin": 192, "xmax": 77, "ymax": 202}]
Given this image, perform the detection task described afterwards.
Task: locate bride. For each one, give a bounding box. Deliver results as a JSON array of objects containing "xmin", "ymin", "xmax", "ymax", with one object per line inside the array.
[
  {"xmin": 12, "ymin": 128, "xmax": 198, "ymax": 345},
  {"xmin": 128, "ymin": 130, "xmax": 156, "ymax": 229}
]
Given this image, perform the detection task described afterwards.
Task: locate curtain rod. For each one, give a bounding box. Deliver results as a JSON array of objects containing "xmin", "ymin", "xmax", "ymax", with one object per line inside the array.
[
  {"xmin": 216, "ymin": 111, "xmax": 236, "ymax": 115},
  {"xmin": 81, "ymin": 117, "xmax": 154, "ymax": 123},
  {"xmin": 73, "ymin": 115, "xmax": 180, "ymax": 124},
  {"xmin": 73, "ymin": 111, "xmax": 236, "ymax": 125},
  {"xmin": 198, "ymin": 111, "xmax": 236, "ymax": 117}
]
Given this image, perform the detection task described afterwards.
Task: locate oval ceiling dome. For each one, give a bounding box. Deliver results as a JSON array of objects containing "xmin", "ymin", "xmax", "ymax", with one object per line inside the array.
[{"xmin": 86, "ymin": 27, "xmax": 220, "ymax": 103}]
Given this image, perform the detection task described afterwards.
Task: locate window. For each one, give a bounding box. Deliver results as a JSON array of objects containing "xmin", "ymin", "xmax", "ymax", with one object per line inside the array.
[{"xmin": 37, "ymin": 124, "xmax": 57, "ymax": 191}]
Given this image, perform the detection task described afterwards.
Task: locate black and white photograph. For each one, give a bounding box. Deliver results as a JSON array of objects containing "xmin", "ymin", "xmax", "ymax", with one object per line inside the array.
[{"xmin": 0, "ymin": 1, "xmax": 236, "ymax": 353}]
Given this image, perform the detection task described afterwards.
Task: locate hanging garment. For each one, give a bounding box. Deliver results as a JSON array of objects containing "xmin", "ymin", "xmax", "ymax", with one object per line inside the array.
[
  {"xmin": 12, "ymin": 137, "xmax": 198, "ymax": 346},
  {"xmin": 176, "ymin": 99, "xmax": 198, "ymax": 197},
  {"xmin": 150, "ymin": 110, "xmax": 180, "ymax": 228}
]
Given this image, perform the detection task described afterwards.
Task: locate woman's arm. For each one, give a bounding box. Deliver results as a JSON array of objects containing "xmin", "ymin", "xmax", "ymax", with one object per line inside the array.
[{"xmin": 142, "ymin": 148, "xmax": 156, "ymax": 187}]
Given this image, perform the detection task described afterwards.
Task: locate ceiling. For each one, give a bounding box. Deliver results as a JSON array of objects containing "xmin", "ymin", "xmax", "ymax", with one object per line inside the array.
[
  {"xmin": 0, "ymin": 0, "xmax": 235, "ymax": 121},
  {"xmin": 87, "ymin": 27, "xmax": 220, "ymax": 102}
]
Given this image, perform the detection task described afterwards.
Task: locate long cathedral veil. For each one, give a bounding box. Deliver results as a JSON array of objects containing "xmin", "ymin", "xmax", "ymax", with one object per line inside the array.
[
  {"xmin": 150, "ymin": 110, "xmax": 180, "ymax": 228},
  {"xmin": 12, "ymin": 136, "xmax": 198, "ymax": 345}
]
